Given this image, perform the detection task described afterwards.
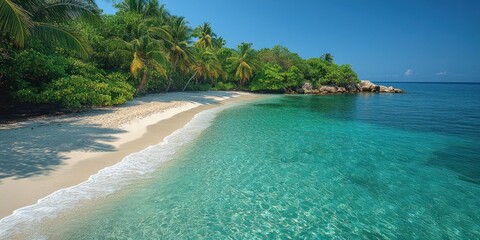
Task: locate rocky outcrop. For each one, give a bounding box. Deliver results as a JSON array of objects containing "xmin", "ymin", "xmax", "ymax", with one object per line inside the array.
[
  {"xmin": 302, "ymin": 80, "xmax": 404, "ymax": 94},
  {"xmin": 357, "ymin": 80, "xmax": 403, "ymax": 93},
  {"xmin": 302, "ymin": 82, "xmax": 313, "ymax": 93},
  {"xmin": 296, "ymin": 81, "xmax": 404, "ymax": 94}
]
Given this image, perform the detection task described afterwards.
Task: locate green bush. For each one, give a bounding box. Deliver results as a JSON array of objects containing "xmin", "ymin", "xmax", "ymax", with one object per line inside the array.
[
  {"xmin": 15, "ymin": 49, "xmax": 68, "ymax": 86},
  {"xmin": 104, "ymin": 72, "xmax": 135, "ymax": 105},
  {"xmin": 65, "ymin": 58, "xmax": 106, "ymax": 78},
  {"xmin": 40, "ymin": 75, "xmax": 112, "ymax": 109},
  {"xmin": 249, "ymin": 64, "xmax": 303, "ymax": 92},
  {"xmin": 213, "ymin": 82, "xmax": 236, "ymax": 91},
  {"xmin": 15, "ymin": 72, "xmax": 135, "ymax": 110},
  {"xmin": 186, "ymin": 83, "xmax": 211, "ymax": 91}
]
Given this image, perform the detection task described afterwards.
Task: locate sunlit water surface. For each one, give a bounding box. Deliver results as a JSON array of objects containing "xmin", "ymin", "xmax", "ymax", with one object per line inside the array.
[{"xmin": 33, "ymin": 83, "xmax": 480, "ymax": 238}]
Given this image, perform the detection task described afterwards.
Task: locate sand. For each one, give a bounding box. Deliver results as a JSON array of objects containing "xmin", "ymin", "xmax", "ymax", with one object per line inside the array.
[{"xmin": 0, "ymin": 91, "xmax": 262, "ymax": 219}]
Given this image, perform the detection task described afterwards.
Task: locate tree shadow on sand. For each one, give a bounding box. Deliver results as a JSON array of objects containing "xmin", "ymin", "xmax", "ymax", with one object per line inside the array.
[
  {"xmin": 0, "ymin": 91, "xmax": 243, "ymax": 180},
  {"xmin": 0, "ymin": 120, "xmax": 126, "ymax": 180},
  {"xmin": 122, "ymin": 91, "xmax": 243, "ymax": 106}
]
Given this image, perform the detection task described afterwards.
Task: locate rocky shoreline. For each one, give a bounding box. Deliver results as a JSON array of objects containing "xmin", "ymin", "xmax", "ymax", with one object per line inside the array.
[{"xmin": 296, "ymin": 80, "xmax": 404, "ymax": 94}]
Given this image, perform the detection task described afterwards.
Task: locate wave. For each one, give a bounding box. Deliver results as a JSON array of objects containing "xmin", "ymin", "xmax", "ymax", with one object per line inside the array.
[{"xmin": 0, "ymin": 103, "xmax": 238, "ymax": 239}]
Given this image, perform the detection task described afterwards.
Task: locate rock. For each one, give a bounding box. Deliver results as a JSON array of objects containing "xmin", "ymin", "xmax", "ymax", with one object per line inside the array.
[
  {"xmin": 379, "ymin": 86, "xmax": 389, "ymax": 92},
  {"xmin": 358, "ymin": 80, "xmax": 376, "ymax": 91},
  {"xmin": 301, "ymin": 82, "xmax": 313, "ymax": 93},
  {"xmin": 345, "ymin": 83, "xmax": 359, "ymax": 92},
  {"xmin": 295, "ymin": 80, "xmax": 403, "ymax": 94},
  {"xmin": 319, "ymin": 85, "xmax": 337, "ymax": 93}
]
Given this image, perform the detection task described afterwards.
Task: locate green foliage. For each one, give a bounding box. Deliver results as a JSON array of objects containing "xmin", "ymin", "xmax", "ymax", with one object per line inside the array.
[
  {"xmin": 40, "ymin": 75, "xmax": 112, "ymax": 109},
  {"xmin": 0, "ymin": 0, "xmax": 100, "ymax": 57},
  {"xmin": 186, "ymin": 83, "xmax": 211, "ymax": 91},
  {"xmin": 15, "ymin": 49, "xmax": 68, "ymax": 86},
  {"xmin": 317, "ymin": 63, "xmax": 359, "ymax": 87},
  {"xmin": 36, "ymin": 72, "xmax": 134, "ymax": 109},
  {"xmin": 1, "ymin": 0, "xmax": 362, "ymax": 112},
  {"xmin": 258, "ymin": 45, "xmax": 304, "ymax": 71},
  {"xmin": 228, "ymin": 43, "xmax": 259, "ymax": 87},
  {"xmin": 303, "ymin": 58, "xmax": 359, "ymax": 87},
  {"xmin": 249, "ymin": 64, "xmax": 303, "ymax": 92},
  {"xmin": 212, "ymin": 82, "xmax": 236, "ymax": 91}
]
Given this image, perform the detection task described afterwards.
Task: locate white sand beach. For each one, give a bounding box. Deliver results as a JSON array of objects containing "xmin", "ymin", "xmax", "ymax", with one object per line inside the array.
[{"xmin": 0, "ymin": 91, "xmax": 261, "ymax": 219}]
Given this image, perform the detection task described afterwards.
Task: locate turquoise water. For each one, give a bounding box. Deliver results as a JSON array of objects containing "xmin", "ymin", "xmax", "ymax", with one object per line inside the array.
[{"xmin": 11, "ymin": 83, "xmax": 480, "ymax": 238}]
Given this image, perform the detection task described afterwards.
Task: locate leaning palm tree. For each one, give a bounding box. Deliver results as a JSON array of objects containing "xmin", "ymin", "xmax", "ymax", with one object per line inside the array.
[
  {"xmin": 157, "ymin": 16, "xmax": 193, "ymax": 92},
  {"xmin": 228, "ymin": 42, "xmax": 259, "ymax": 87},
  {"xmin": 182, "ymin": 47, "xmax": 224, "ymax": 91},
  {"xmin": 0, "ymin": 0, "xmax": 99, "ymax": 56},
  {"xmin": 109, "ymin": 22, "xmax": 167, "ymax": 94},
  {"xmin": 192, "ymin": 22, "xmax": 215, "ymax": 49}
]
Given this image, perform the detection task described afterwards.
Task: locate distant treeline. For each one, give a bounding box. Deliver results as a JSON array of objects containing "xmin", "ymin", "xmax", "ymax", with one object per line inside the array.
[{"xmin": 0, "ymin": 0, "xmax": 359, "ymax": 110}]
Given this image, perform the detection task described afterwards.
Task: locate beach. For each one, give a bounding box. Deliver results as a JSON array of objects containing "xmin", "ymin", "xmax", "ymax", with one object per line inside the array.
[{"xmin": 0, "ymin": 91, "xmax": 261, "ymax": 219}]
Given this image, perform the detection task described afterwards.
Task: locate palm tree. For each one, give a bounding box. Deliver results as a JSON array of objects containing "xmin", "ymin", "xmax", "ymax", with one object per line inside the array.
[
  {"xmin": 0, "ymin": 0, "xmax": 99, "ymax": 56},
  {"xmin": 192, "ymin": 22, "xmax": 216, "ymax": 49},
  {"xmin": 229, "ymin": 42, "xmax": 259, "ymax": 87},
  {"xmin": 109, "ymin": 22, "xmax": 167, "ymax": 94},
  {"xmin": 321, "ymin": 53, "xmax": 334, "ymax": 63},
  {"xmin": 211, "ymin": 37, "xmax": 226, "ymax": 51},
  {"xmin": 118, "ymin": 0, "xmax": 169, "ymax": 19},
  {"xmin": 158, "ymin": 16, "xmax": 193, "ymax": 92},
  {"xmin": 183, "ymin": 47, "xmax": 224, "ymax": 91}
]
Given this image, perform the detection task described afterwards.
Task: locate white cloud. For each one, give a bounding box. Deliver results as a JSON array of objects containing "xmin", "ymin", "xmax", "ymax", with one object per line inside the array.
[
  {"xmin": 404, "ymin": 69, "xmax": 414, "ymax": 76},
  {"xmin": 436, "ymin": 71, "xmax": 447, "ymax": 76}
]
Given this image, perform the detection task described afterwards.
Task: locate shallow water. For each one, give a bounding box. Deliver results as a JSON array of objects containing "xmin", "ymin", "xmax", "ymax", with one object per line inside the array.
[{"xmin": 9, "ymin": 83, "xmax": 480, "ymax": 239}]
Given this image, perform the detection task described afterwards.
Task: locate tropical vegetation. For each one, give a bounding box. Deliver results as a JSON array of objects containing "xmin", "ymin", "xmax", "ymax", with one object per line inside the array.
[{"xmin": 0, "ymin": 0, "xmax": 359, "ymax": 111}]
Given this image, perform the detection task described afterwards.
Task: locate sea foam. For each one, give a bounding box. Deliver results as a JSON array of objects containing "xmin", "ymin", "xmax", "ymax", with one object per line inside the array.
[{"xmin": 0, "ymin": 103, "xmax": 237, "ymax": 238}]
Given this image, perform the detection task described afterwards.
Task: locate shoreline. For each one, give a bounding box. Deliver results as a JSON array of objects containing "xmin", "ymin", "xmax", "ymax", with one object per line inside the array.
[{"xmin": 0, "ymin": 91, "xmax": 264, "ymax": 220}]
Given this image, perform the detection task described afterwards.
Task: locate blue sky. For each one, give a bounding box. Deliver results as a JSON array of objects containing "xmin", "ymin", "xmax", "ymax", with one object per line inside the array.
[{"xmin": 96, "ymin": 0, "xmax": 479, "ymax": 82}]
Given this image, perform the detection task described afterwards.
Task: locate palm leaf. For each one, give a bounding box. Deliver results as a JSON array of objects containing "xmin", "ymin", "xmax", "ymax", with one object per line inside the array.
[
  {"xmin": 33, "ymin": 22, "xmax": 91, "ymax": 58},
  {"xmin": 37, "ymin": 0, "xmax": 100, "ymax": 24},
  {"xmin": 131, "ymin": 51, "xmax": 144, "ymax": 77},
  {"xmin": 0, "ymin": 0, "xmax": 33, "ymax": 47}
]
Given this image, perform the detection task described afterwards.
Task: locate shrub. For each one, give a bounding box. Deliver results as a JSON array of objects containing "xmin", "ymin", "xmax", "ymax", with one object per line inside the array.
[
  {"xmin": 15, "ymin": 49, "xmax": 68, "ymax": 87},
  {"xmin": 29, "ymin": 72, "xmax": 135, "ymax": 110},
  {"xmin": 249, "ymin": 64, "xmax": 303, "ymax": 92},
  {"xmin": 213, "ymin": 82, "xmax": 236, "ymax": 91},
  {"xmin": 186, "ymin": 83, "xmax": 211, "ymax": 91},
  {"xmin": 40, "ymin": 75, "xmax": 112, "ymax": 109}
]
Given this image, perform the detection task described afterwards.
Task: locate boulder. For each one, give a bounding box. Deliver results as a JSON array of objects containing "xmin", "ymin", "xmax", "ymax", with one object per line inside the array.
[
  {"xmin": 319, "ymin": 85, "xmax": 337, "ymax": 93},
  {"xmin": 358, "ymin": 80, "xmax": 376, "ymax": 91},
  {"xmin": 345, "ymin": 83, "xmax": 359, "ymax": 92},
  {"xmin": 301, "ymin": 82, "xmax": 313, "ymax": 93},
  {"xmin": 337, "ymin": 87, "xmax": 346, "ymax": 93},
  {"xmin": 379, "ymin": 86, "xmax": 389, "ymax": 92}
]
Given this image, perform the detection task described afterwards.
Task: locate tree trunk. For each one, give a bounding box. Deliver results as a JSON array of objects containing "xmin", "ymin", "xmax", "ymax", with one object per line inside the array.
[
  {"xmin": 182, "ymin": 71, "xmax": 197, "ymax": 92},
  {"xmin": 136, "ymin": 71, "xmax": 148, "ymax": 95},
  {"xmin": 165, "ymin": 59, "xmax": 179, "ymax": 93}
]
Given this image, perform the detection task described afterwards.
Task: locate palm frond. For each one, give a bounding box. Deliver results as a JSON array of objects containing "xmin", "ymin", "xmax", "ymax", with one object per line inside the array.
[
  {"xmin": 131, "ymin": 51, "xmax": 144, "ymax": 77},
  {"xmin": 0, "ymin": 0, "xmax": 33, "ymax": 47},
  {"xmin": 37, "ymin": 0, "xmax": 100, "ymax": 24},
  {"xmin": 33, "ymin": 22, "xmax": 91, "ymax": 58}
]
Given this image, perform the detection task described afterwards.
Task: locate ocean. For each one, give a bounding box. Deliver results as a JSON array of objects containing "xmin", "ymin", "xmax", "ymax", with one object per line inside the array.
[{"xmin": 2, "ymin": 82, "xmax": 480, "ymax": 239}]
